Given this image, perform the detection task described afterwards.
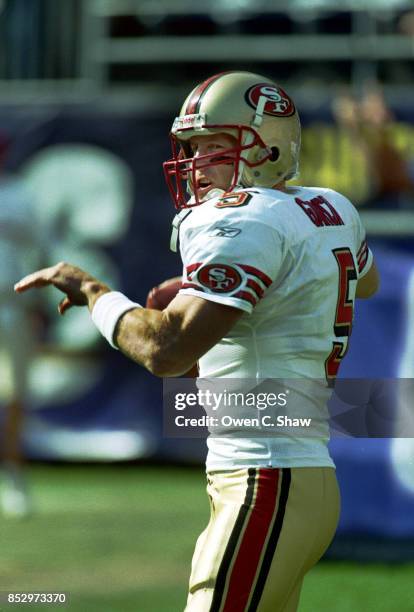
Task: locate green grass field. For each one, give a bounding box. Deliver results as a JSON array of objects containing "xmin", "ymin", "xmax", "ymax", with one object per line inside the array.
[{"xmin": 0, "ymin": 464, "xmax": 413, "ymax": 612}]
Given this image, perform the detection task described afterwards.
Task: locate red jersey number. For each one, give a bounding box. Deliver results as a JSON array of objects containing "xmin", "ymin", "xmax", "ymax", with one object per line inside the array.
[
  {"xmin": 325, "ymin": 248, "xmax": 357, "ymax": 385},
  {"xmin": 216, "ymin": 192, "xmax": 252, "ymax": 208}
]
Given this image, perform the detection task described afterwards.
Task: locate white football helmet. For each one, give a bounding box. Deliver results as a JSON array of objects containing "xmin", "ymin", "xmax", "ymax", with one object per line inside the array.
[{"xmin": 163, "ymin": 71, "xmax": 301, "ymax": 209}]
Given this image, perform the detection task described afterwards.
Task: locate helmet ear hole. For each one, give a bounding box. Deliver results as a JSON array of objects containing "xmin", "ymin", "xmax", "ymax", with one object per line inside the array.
[{"xmin": 270, "ymin": 147, "xmax": 279, "ymax": 162}]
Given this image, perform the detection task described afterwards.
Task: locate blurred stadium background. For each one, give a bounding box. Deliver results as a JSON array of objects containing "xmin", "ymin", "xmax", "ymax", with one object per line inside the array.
[{"xmin": 0, "ymin": 0, "xmax": 414, "ymax": 610}]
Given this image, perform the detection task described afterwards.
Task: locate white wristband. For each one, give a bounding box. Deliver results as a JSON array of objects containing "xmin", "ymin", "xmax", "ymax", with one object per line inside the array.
[{"xmin": 91, "ymin": 291, "xmax": 142, "ymax": 349}]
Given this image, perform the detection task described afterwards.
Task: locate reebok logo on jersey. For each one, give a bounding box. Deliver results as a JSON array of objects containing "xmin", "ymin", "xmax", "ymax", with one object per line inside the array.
[{"xmin": 208, "ymin": 225, "xmax": 242, "ymax": 238}]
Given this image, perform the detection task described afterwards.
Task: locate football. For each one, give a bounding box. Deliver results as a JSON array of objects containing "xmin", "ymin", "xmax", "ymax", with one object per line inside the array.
[
  {"xmin": 145, "ymin": 277, "xmax": 183, "ymax": 310},
  {"xmin": 146, "ymin": 276, "xmax": 198, "ymax": 377}
]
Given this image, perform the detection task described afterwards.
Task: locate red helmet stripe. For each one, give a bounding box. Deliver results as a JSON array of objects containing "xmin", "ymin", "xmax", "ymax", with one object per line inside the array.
[{"xmin": 185, "ymin": 72, "xmax": 230, "ymax": 115}]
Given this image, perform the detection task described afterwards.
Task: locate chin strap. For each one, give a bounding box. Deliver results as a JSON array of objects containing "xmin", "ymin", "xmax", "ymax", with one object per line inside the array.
[
  {"xmin": 234, "ymin": 130, "xmax": 255, "ymax": 187},
  {"xmin": 251, "ymin": 95, "xmax": 267, "ymax": 128},
  {"xmin": 170, "ymin": 208, "xmax": 193, "ymax": 252}
]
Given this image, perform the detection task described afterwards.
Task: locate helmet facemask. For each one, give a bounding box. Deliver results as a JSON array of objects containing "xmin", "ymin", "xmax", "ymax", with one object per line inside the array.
[
  {"xmin": 164, "ymin": 71, "xmax": 301, "ymax": 210},
  {"xmin": 163, "ymin": 124, "xmax": 272, "ymax": 210}
]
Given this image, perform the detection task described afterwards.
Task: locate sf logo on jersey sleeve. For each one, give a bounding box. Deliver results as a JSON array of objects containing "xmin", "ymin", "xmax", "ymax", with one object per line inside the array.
[
  {"xmin": 198, "ymin": 264, "xmax": 242, "ymax": 293},
  {"xmin": 182, "ymin": 262, "xmax": 273, "ymax": 309}
]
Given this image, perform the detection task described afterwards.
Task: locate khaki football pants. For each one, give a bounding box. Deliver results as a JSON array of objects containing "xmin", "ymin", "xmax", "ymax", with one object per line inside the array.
[{"xmin": 185, "ymin": 467, "xmax": 340, "ymax": 612}]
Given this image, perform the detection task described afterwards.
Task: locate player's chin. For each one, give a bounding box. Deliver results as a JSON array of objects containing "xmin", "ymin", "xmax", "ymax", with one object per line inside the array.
[
  {"xmin": 196, "ymin": 185, "xmax": 214, "ymax": 201},
  {"xmin": 196, "ymin": 184, "xmax": 226, "ymax": 202}
]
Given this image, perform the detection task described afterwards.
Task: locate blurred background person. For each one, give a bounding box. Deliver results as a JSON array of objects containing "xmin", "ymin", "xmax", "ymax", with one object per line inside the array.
[
  {"xmin": 332, "ymin": 84, "xmax": 414, "ymax": 210},
  {"xmin": 0, "ymin": 131, "xmax": 43, "ymax": 518}
]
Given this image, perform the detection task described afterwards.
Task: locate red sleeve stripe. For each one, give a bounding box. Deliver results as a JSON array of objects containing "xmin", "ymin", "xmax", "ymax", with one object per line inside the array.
[
  {"xmin": 246, "ymin": 279, "xmax": 265, "ymax": 299},
  {"xmin": 182, "ymin": 285, "xmax": 257, "ymax": 307},
  {"xmin": 358, "ymin": 249, "xmax": 369, "ymax": 273},
  {"xmin": 180, "ymin": 283, "xmax": 205, "ymax": 292},
  {"xmin": 237, "ymin": 264, "xmax": 272, "ymax": 287},
  {"xmin": 359, "ymin": 248, "xmax": 367, "ymax": 261},
  {"xmin": 357, "ymin": 240, "xmax": 367, "ymax": 257},
  {"xmin": 358, "ymin": 250, "xmax": 368, "ymax": 267},
  {"xmin": 357, "ymin": 244, "xmax": 368, "ymax": 263},
  {"xmin": 186, "ymin": 262, "xmax": 202, "ymax": 274},
  {"xmin": 233, "ymin": 290, "xmax": 258, "ymax": 307}
]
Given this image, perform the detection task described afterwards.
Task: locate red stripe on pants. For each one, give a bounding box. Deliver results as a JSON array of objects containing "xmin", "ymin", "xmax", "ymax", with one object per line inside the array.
[{"xmin": 222, "ymin": 469, "xmax": 280, "ymax": 612}]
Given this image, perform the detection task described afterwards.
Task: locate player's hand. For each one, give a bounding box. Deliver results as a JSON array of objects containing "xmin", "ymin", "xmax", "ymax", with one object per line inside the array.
[{"xmin": 14, "ymin": 261, "xmax": 110, "ymax": 315}]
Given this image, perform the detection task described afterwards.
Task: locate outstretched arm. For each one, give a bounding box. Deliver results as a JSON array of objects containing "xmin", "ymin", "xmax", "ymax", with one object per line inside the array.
[
  {"xmin": 14, "ymin": 261, "xmax": 110, "ymax": 314},
  {"xmin": 15, "ymin": 262, "xmax": 242, "ymax": 377}
]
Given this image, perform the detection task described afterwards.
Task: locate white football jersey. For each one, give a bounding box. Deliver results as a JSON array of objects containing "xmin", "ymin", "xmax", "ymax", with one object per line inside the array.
[{"xmin": 177, "ymin": 186, "xmax": 373, "ymax": 470}]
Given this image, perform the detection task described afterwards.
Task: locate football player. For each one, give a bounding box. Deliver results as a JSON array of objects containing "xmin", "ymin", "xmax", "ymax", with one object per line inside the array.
[
  {"xmin": 0, "ymin": 132, "xmax": 41, "ymax": 517},
  {"xmin": 15, "ymin": 72, "xmax": 379, "ymax": 610}
]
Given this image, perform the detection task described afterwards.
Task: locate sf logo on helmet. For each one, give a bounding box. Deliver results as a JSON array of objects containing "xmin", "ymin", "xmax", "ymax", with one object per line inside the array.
[
  {"xmin": 245, "ymin": 84, "xmax": 295, "ymax": 117},
  {"xmin": 198, "ymin": 264, "xmax": 242, "ymax": 293}
]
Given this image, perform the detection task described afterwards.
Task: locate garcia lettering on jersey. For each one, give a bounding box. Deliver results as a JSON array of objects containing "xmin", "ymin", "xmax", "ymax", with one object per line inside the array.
[
  {"xmin": 357, "ymin": 239, "xmax": 369, "ymax": 274},
  {"xmin": 294, "ymin": 195, "xmax": 344, "ymax": 227}
]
